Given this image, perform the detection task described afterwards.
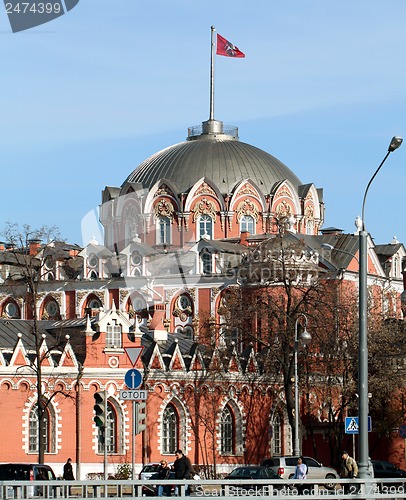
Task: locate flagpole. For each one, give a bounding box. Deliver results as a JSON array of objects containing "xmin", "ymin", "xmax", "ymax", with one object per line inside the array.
[{"xmin": 209, "ymin": 25, "xmax": 215, "ymax": 121}]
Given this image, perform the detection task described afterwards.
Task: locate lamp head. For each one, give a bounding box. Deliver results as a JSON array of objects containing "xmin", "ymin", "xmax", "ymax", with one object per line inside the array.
[
  {"xmin": 388, "ymin": 136, "xmax": 403, "ymax": 152},
  {"xmin": 300, "ymin": 329, "xmax": 312, "ymax": 346},
  {"xmin": 321, "ymin": 243, "xmax": 334, "ymax": 251}
]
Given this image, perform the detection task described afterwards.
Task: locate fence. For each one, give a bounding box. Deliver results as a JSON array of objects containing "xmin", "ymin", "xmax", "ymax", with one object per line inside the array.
[{"xmin": 1, "ymin": 477, "xmax": 405, "ymax": 500}]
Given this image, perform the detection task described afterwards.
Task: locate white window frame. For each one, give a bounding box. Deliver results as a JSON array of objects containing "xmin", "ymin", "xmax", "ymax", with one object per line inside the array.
[
  {"xmin": 157, "ymin": 217, "xmax": 171, "ymax": 245},
  {"xmin": 106, "ymin": 322, "xmax": 122, "ymax": 348},
  {"xmin": 240, "ymin": 215, "xmax": 255, "ymax": 235},
  {"xmin": 162, "ymin": 405, "xmax": 178, "ymax": 454},
  {"xmin": 198, "ymin": 215, "xmax": 213, "ymax": 239}
]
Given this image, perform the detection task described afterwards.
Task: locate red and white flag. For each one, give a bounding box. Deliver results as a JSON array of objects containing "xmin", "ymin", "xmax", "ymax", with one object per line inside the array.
[{"xmin": 216, "ymin": 33, "xmax": 245, "ymax": 58}]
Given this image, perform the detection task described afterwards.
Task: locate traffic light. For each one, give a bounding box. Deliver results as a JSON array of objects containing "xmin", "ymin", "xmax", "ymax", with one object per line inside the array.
[
  {"xmin": 93, "ymin": 391, "xmax": 106, "ymax": 427},
  {"xmin": 135, "ymin": 401, "xmax": 146, "ymax": 434}
]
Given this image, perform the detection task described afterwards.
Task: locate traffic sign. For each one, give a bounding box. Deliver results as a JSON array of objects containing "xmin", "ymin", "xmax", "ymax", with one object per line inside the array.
[
  {"xmin": 399, "ymin": 424, "xmax": 406, "ymax": 438},
  {"xmin": 125, "ymin": 368, "xmax": 142, "ymax": 390},
  {"xmin": 345, "ymin": 416, "xmax": 372, "ymax": 434},
  {"xmin": 119, "ymin": 390, "xmax": 147, "ymax": 401},
  {"xmin": 124, "ymin": 347, "xmax": 144, "ymax": 366}
]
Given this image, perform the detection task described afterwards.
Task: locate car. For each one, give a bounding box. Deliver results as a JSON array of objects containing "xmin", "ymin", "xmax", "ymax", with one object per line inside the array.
[
  {"xmin": 222, "ymin": 466, "xmax": 283, "ymax": 493},
  {"xmin": 371, "ymin": 460, "xmax": 406, "ymax": 486},
  {"xmin": 139, "ymin": 462, "xmax": 174, "ymax": 481},
  {"xmin": 142, "ymin": 471, "xmax": 176, "ymax": 496},
  {"xmin": 371, "ymin": 460, "xmax": 406, "ymax": 479},
  {"xmin": 139, "ymin": 462, "xmax": 163, "ymax": 481},
  {"xmin": 260, "ymin": 456, "xmax": 339, "ymax": 489},
  {"xmin": 0, "ymin": 463, "xmax": 56, "ymax": 497}
]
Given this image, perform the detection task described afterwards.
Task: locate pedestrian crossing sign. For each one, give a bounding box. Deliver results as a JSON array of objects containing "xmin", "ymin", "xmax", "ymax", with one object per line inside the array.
[{"xmin": 345, "ymin": 416, "xmax": 372, "ymax": 434}]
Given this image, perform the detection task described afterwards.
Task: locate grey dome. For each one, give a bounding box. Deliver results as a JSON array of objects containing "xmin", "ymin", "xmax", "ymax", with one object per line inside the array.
[{"xmin": 123, "ymin": 123, "xmax": 302, "ymax": 194}]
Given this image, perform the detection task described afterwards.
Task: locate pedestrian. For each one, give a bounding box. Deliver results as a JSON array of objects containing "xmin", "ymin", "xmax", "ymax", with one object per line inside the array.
[
  {"xmin": 293, "ymin": 457, "xmax": 307, "ymax": 495},
  {"xmin": 63, "ymin": 458, "xmax": 75, "ymax": 480},
  {"xmin": 340, "ymin": 451, "xmax": 358, "ymax": 494},
  {"xmin": 173, "ymin": 449, "xmax": 193, "ymax": 496},
  {"xmin": 157, "ymin": 460, "xmax": 172, "ymax": 497}
]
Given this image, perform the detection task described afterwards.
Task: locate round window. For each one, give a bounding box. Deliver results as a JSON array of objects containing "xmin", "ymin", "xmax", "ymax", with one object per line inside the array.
[
  {"xmin": 46, "ymin": 301, "xmax": 58, "ymax": 316},
  {"xmin": 88, "ymin": 253, "xmax": 99, "ymax": 268},
  {"xmin": 131, "ymin": 251, "xmax": 142, "ymax": 266},
  {"xmin": 44, "ymin": 256, "xmax": 54, "ymax": 270},
  {"xmin": 88, "ymin": 298, "xmax": 102, "ymax": 309},
  {"xmin": 5, "ymin": 302, "xmax": 18, "ymax": 318},
  {"xmin": 178, "ymin": 295, "xmax": 191, "ymax": 311},
  {"xmin": 133, "ymin": 297, "xmax": 146, "ymax": 312}
]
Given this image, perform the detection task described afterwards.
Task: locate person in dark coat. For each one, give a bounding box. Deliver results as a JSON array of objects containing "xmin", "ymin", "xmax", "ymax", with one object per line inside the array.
[
  {"xmin": 157, "ymin": 460, "xmax": 172, "ymax": 497},
  {"xmin": 63, "ymin": 458, "xmax": 75, "ymax": 480},
  {"xmin": 173, "ymin": 449, "xmax": 192, "ymax": 495}
]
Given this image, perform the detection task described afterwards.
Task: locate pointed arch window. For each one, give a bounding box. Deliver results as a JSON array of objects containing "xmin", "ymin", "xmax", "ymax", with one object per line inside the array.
[
  {"xmin": 240, "ymin": 215, "xmax": 255, "ymax": 235},
  {"xmin": 198, "ymin": 215, "xmax": 213, "ymax": 240},
  {"xmin": 271, "ymin": 413, "xmax": 282, "ymax": 456},
  {"xmin": 162, "ymin": 405, "xmax": 178, "ymax": 454},
  {"xmin": 220, "ymin": 405, "xmax": 234, "ymax": 454},
  {"xmin": 306, "ymin": 219, "xmax": 314, "ymax": 235},
  {"xmin": 28, "ymin": 404, "xmax": 55, "ymax": 453}
]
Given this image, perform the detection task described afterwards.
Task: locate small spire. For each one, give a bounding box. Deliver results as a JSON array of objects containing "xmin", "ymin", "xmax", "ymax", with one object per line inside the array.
[{"xmin": 84, "ymin": 315, "xmax": 93, "ymax": 335}]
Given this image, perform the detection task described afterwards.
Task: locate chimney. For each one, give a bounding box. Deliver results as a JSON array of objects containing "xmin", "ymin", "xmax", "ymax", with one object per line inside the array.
[
  {"xmin": 149, "ymin": 303, "xmax": 168, "ymax": 342},
  {"xmin": 28, "ymin": 239, "xmax": 42, "ymax": 255},
  {"xmin": 239, "ymin": 231, "xmax": 250, "ymax": 247}
]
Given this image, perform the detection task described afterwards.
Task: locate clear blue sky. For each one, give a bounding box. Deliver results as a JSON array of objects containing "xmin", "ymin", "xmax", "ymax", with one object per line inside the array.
[{"xmin": 1, "ymin": 1, "xmax": 405, "ymax": 247}]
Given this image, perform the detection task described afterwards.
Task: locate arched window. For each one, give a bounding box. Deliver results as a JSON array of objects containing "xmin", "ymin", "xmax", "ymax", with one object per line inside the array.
[
  {"xmin": 271, "ymin": 413, "xmax": 282, "ymax": 456},
  {"xmin": 98, "ymin": 402, "xmax": 118, "ymax": 454},
  {"xmin": 306, "ymin": 219, "xmax": 314, "ymax": 235},
  {"xmin": 240, "ymin": 215, "xmax": 255, "ymax": 235},
  {"xmin": 158, "ymin": 217, "xmax": 171, "ymax": 245},
  {"xmin": 198, "ymin": 215, "xmax": 213, "ymax": 240},
  {"xmin": 162, "ymin": 405, "xmax": 178, "ymax": 454},
  {"xmin": 220, "ymin": 406, "xmax": 234, "ymax": 454},
  {"xmin": 29, "ymin": 404, "xmax": 54, "ymax": 453}
]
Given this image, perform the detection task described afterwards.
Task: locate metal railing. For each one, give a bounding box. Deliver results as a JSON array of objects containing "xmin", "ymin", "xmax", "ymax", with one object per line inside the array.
[{"xmin": 1, "ymin": 477, "xmax": 405, "ymax": 499}]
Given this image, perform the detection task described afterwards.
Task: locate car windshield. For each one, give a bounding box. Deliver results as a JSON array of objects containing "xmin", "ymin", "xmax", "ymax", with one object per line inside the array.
[
  {"xmin": 229, "ymin": 468, "xmax": 249, "ymax": 476},
  {"xmin": 143, "ymin": 465, "xmax": 160, "ymax": 473},
  {"xmin": 229, "ymin": 468, "xmax": 277, "ymax": 478}
]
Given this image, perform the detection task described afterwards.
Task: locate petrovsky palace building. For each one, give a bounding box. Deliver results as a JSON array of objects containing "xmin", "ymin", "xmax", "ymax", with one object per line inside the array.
[{"xmin": 0, "ymin": 118, "xmax": 405, "ymax": 478}]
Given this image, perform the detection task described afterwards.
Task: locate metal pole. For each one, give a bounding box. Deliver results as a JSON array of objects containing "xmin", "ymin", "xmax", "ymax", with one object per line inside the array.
[
  {"xmin": 294, "ymin": 320, "xmax": 300, "ymax": 456},
  {"xmin": 209, "ymin": 26, "xmax": 215, "ymax": 121},
  {"xmin": 357, "ymin": 136, "xmax": 402, "ymax": 479},
  {"xmin": 104, "ymin": 390, "xmax": 108, "ymax": 480},
  {"xmin": 132, "ymin": 401, "xmax": 136, "ymax": 480},
  {"xmin": 358, "ymin": 229, "xmax": 369, "ymax": 479}
]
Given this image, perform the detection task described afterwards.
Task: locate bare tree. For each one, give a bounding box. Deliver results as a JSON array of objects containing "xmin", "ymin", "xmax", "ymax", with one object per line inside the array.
[{"xmin": 1, "ymin": 222, "xmax": 74, "ymax": 464}]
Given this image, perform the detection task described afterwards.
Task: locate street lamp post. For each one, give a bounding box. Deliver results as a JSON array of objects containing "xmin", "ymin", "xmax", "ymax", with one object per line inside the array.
[
  {"xmin": 358, "ymin": 136, "xmax": 402, "ymax": 479},
  {"xmin": 294, "ymin": 314, "xmax": 312, "ymax": 457}
]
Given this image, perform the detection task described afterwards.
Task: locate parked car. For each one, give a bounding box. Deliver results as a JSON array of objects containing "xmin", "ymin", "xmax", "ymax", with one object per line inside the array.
[
  {"xmin": 223, "ymin": 466, "xmax": 283, "ymax": 493},
  {"xmin": 371, "ymin": 460, "xmax": 406, "ymax": 485},
  {"xmin": 142, "ymin": 471, "xmax": 176, "ymax": 496},
  {"xmin": 260, "ymin": 456, "xmax": 339, "ymax": 489},
  {"xmin": 139, "ymin": 462, "xmax": 175, "ymax": 481},
  {"xmin": 139, "ymin": 463, "xmax": 163, "ymax": 481},
  {"xmin": 0, "ymin": 463, "xmax": 56, "ymax": 497}
]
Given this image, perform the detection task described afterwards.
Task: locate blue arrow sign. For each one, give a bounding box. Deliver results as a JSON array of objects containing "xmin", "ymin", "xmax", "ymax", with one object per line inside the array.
[
  {"xmin": 345, "ymin": 416, "xmax": 372, "ymax": 434},
  {"xmin": 125, "ymin": 369, "xmax": 143, "ymax": 390}
]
